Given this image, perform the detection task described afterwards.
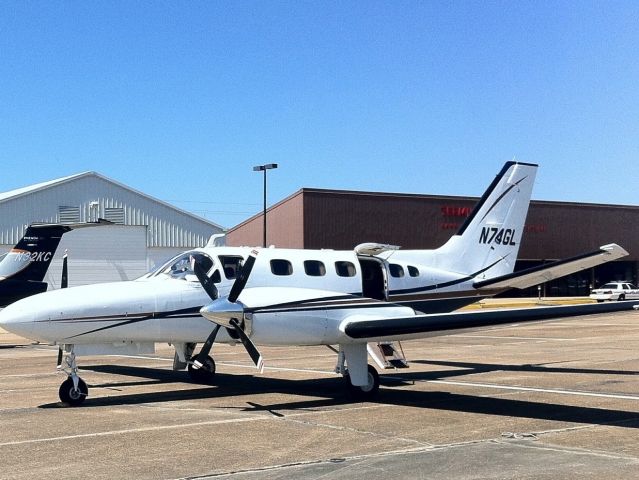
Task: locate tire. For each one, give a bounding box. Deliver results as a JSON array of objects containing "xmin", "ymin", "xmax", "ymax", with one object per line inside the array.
[
  {"xmin": 188, "ymin": 355, "xmax": 216, "ymax": 384},
  {"xmin": 344, "ymin": 364, "xmax": 380, "ymax": 399},
  {"xmin": 59, "ymin": 377, "xmax": 88, "ymax": 406},
  {"xmin": 618, "ymin": 294, "xmax": 626, "ymax": 301}
]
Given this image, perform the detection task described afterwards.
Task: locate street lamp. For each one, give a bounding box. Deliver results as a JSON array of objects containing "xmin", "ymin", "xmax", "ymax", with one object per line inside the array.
[{"xmin": 253, "ymin": 163, "xmax": 278, "ymax": 247}]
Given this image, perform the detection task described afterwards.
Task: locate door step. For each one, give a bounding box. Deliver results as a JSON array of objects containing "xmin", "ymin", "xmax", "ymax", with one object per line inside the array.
[{"xmin": 367, "ymin": 341, "xmax": 409, "ymax": 369}]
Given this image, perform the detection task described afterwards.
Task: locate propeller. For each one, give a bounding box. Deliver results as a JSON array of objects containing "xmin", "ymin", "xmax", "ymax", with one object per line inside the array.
[
  {"xmin": 190, "ymin": 254, "xmax": 220, "ymax": 369},
  {"xmin": 191, "ymin": 254, "xmax": 218, "ymax": 301},
  {"xmin": 61, "ymin": 250, "xmax": 68, "ymax": 289},
  {"xmin": 227, "ymin": 252, "xmax": 257, "ymax": 303},
  {"xmin": 195, "ymin": 250, "xmax": 264, "ymax": 372},
  {"xmin": 229, "ymin": 317, "xmax": 264, "ymax": 372}
]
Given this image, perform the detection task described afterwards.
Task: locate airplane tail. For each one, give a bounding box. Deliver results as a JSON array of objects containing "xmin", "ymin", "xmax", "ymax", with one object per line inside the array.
[
  {"xmin": 433, "ymin": 161, "xmax": 538, "ymax": 280},
  {"xmin": 2, "ymin": 225, "xmax": 72, "ymax": 282}
]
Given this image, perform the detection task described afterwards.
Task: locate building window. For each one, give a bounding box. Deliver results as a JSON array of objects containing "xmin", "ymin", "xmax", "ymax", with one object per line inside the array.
[
  {"xmin": 58, "ymin": 206, "xmax": 80, "ymax": 223},
  {"xmin": 389, "ymin": 264, "xmax": 405, "ymax": 278},
  {"xmin": 304, "ymin": 260, "xmax": 326, "ymax": 277},
  {"xmin": 335, "ymin": 261, "xmax": 356, "ymax": 277},
  {"xmin": 104, "ymin": 207, "xmax": 125, "ymax": 224},
  {"xmin": 271, "ymin": 259, "xmax": 293, "ymax": 276}
]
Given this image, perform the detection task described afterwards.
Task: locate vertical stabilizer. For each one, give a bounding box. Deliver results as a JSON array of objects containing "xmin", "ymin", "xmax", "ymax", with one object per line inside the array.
[
  {"xmin": 0, "ymin": 225, "xmax": 71, "ymax": 282},
  {"xmin": 435, "ymin": 161, "xmax": 538, "ymax": 279}
]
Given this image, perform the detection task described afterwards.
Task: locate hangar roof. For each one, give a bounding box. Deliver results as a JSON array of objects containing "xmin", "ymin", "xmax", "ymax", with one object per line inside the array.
[{"xmin": 0, "ymin": 172, "xmax": 224, "ymax": 247}]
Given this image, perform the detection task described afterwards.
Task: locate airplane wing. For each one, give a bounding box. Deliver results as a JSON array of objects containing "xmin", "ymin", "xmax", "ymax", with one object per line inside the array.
[
  {"xmin": 473, "ymin": 243, "xmax": 628, "ymax": 290},
  {"xmin": 341, "ymin": 300, "xmax": 639, "ymax": 342}
]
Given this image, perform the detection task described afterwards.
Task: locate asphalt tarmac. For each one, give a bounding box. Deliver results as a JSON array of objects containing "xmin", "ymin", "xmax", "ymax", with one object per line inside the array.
[{"xmin": 2, "ymin": 306, "xmax": 639, "ymax": 479}]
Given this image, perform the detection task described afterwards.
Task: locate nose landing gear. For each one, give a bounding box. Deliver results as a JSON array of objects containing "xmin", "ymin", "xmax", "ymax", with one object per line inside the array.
[{"xmin": 57, "ymin": 346, "xmax": 88, "ymax": 406}]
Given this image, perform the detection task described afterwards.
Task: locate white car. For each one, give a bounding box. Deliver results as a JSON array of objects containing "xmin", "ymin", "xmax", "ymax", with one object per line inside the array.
[{"xmin": 590, "ymin": 282, "xmax": 639, "ymax": 302}]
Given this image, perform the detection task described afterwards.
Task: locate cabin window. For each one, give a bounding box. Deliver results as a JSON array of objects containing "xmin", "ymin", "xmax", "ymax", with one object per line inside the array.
[
  {"xmin": 335, "ymin": 261, "xmax": 356, "ymax": 277},
  {"xmin": 218, "ymin": 255, "xmax": 244, "ymax": 279},
  {"xmin": 408, "ymin": 266, "xmax": 420, "ymax": 277},
  {"xmin": 389, "ymin": 264, "xmax": 405, "ymax": 278},
  {"xmin": 304, "ymin": 260, "xmax": 326, "ymax": 277},
  {"xmin": 271, "ymin": 259, "xmax": 293, "ymax": 276}
]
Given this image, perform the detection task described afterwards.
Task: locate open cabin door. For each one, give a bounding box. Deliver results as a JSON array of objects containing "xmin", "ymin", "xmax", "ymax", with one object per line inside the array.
[{"xmin": 357, "ymin": 256, "xmax": 387, "ymax": 301}]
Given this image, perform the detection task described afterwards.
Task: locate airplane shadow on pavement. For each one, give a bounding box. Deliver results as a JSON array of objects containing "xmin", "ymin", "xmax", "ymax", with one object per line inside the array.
[{"xmin": 38, "ymin": 362, "xmax": 639, "ymax": 430}]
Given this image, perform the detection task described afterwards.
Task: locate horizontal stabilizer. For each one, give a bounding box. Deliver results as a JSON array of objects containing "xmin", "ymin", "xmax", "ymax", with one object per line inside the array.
[
  {"xmin": 473, "ymin": 244, "xmax": 628, "ymax": 290},
  {"xmin": 29, "ymin": 218, "xmax": 114, "ymax": 230}
]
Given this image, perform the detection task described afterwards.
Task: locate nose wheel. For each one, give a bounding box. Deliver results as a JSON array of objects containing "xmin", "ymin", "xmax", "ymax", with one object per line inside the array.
[
  {"xmin": 59, "ymin": 377, "xmax": 88, "ymax": 406},
  {"xmin": 57, "ymin": 346, "xmax": 89, "ymax": 406}
]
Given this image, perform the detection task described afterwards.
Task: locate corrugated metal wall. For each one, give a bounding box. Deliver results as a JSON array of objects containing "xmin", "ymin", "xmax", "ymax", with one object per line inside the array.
[{"xmin": 0, "ymin": 173, "xmax": 223, "ymax": 248}]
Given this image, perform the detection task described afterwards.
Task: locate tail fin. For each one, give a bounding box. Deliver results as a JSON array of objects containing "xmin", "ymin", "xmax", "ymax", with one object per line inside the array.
[
  {"xmin": 0, "ymin": 225, "xmax": 71, "ymax": 282},
  {"xmin": 435, "ymin": 161, "xmax": 538, "ymax": 279}
]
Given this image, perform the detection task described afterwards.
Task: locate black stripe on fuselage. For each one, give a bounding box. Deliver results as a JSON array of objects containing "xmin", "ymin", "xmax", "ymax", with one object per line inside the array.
[
  {"xmin": 55, "ymin": 307, "xmax": 202, "ymax": 339},
  {"xmin": 387, "ymin": 255, "xmax": 507, "ymax": 296}
]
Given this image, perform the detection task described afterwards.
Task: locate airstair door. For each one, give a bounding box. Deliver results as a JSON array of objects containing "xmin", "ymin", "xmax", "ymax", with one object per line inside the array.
[{"xmin": 358, "ymin": 257, "xmax": 387, "ymax": 301}]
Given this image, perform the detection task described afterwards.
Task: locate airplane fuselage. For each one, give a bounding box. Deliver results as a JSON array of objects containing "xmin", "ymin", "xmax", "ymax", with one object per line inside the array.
[{"xmin": 0, "ymin": 244, "xmax": 486, "ymax": 346}]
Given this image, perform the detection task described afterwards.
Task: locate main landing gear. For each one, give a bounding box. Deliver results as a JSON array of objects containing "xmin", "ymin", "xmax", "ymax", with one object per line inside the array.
[
  {"xmin": 57, "ymin": 346, "xmax": 88, "ymax": 406},
  {"xmin": 335, "ymin": 345, "xmax": 380, "ymax": 399},
  {"xmin": 174, "ymin": 342, "xmax": 217, "ymax": 384},
  {"xmin": 343, "ymin": 364, "xmax": 380, "ymax": 399},
  {"xmin": 187, "ymin": 355, "xmax": 216, "ymax": 384}
]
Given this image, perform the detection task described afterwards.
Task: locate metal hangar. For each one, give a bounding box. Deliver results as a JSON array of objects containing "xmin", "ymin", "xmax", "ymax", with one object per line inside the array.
[{"xmin": 0, "ymin": 172, "xmax": 224, "ymax": 288}]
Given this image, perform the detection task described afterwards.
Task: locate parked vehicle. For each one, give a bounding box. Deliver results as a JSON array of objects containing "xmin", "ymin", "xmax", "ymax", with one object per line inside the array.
[{"xmin": 590, "ymin": 282, "xmax": 639, "ymax": 302}]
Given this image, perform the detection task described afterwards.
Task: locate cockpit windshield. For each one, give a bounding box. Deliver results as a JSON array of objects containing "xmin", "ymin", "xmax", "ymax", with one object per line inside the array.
[{"xmin": 143, "ymin": 251, "xmax": 215, "ymax": 280}]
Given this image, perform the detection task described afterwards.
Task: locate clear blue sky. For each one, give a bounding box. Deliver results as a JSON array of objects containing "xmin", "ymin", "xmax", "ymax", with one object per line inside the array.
[{"xmin": 1, "ymin": 1, "xmax": 638, "ymax": 228}]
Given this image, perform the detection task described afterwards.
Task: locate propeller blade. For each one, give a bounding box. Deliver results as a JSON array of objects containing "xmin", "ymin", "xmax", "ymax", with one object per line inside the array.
[
  {"xmin": 230, "ymin": 318, "xmax": 264, "ymax": 372},
  {"xmin": 61, "ymin": 250, "xmax": 68, "ymax": 289},
  {"xmin": 56, "ymin": 347, "xmax": 63, "ymax": 368},
  {"xmin": 191, "ymin": 255, "xmax": 218, "ymax": 301},
  {"xmin": 228, "ymin": 250, "xmax": 258, "ymax": 303},
  {"xmin": 192, "ymin": 324, "xmax": 221, "ymax": 369}
]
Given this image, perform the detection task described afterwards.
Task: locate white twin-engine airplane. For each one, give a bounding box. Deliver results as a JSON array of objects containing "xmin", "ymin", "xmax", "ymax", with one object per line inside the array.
[{"xmin": 0, "ymin": 161, "xmax": 630, "ymax": 405}]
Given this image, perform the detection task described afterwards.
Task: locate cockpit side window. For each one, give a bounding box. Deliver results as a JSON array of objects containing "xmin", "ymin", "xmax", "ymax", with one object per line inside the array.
[
  {"xmin": 211, "ymin": 270, "xmax": 221, "ymax": 283},
  {"xmin": 218, "ymin": 255, "xmax": 244, "ymax": 280},
  {"xmin": 150, "ymin": 251, "xmax": 215, "ymax": 280},
  {"xmin": 190, "ymin": 253, "xmax": 213, "ymax": 273}
]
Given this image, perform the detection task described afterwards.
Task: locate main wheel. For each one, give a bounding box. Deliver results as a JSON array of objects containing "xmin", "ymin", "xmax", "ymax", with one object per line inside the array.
[
  {"xmin": 344, "ymin": 364, "xmax": 380, "ymax": 399},
  {"xmin": 188, "ymin": 355, "xmax": 216, "ymax": 384},
  {"xmin": 59, "ymin": 377, "xmax": 88, "ymax": 406}
]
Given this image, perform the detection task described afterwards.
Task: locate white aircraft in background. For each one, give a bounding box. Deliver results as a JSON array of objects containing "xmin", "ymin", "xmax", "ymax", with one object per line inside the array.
[{"xmin": 0, "ymin": 162, "xmax": 631, "ymax": 405}]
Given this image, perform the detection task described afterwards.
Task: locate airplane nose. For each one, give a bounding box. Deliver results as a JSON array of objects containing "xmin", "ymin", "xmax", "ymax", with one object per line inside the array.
[{"xmin": 0, "ymin": 299, "xmax": 36, "ymax": 339}]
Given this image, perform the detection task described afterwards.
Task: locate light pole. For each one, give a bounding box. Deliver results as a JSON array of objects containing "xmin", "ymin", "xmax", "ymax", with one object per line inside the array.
[{"xmin": 253, "ymin": 163, "xmax": 278, "ymax": 247}]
